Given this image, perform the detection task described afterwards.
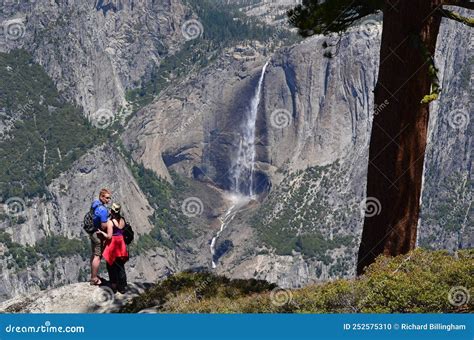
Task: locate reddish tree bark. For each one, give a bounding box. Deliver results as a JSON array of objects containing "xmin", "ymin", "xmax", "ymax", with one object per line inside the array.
[{"xmin": 357, "ymin": 0, "xmax": 445, "ymax": 275}]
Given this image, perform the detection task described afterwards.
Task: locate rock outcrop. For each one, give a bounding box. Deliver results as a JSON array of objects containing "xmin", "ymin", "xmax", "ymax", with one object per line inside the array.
[{"xmin": 0, "ymin": 282, "xmax": 153, "ymax": 313}]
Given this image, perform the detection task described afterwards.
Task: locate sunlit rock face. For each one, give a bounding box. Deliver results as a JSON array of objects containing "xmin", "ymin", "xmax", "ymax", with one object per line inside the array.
[
  {"xmin": 0, "ymin": 0, "xmax": 189, "ymax": 117},
  {"xmin": 418, "ymin": 14, "xmax": 473, "ymax": 251}
]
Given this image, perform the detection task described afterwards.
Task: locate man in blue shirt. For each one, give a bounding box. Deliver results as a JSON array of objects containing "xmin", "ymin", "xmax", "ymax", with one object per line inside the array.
[{"xmin": 89, "ymin": 188, "xmax": 112, "ymax": 285}]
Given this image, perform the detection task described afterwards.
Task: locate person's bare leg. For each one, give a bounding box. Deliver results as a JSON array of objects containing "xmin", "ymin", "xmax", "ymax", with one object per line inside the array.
[{"xmin": 90, "ymin": 255, "xmax": 101, "ymax": 284}]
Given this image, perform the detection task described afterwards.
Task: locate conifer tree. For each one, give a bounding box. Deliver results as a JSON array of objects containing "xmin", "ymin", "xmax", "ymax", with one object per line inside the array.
[{"xmin": 288, "ymin": 0, "xmax": 473, "ymax": 274}]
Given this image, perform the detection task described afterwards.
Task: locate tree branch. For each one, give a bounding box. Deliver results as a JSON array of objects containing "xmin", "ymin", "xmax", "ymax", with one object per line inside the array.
[
  {"xmin": 439, "ymin": 8, "xmax": 474, "ymax": 27},
  {"xmin": 443, "ymin": 0, "xmax": 474, "ymax": 10},
  {"xmin": 414, "ymin": 34, "xmax": 442, "ymax": 104}
]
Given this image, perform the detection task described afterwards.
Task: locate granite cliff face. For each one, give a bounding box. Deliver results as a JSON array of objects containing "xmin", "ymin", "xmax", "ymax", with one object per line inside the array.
[
  {"xmin": 0, "ymin": 1, "xmax": 471, "ymax": 301},
  {"xmin": 123, "ymin": 28, "xmax": 379, "ymax": 188},
  {"xmin": 418, "ymin": 16, "xmax": 473, "ymax": 251},
  {"xmin": 1, "ymin": 145, "xmax": 154, "ymax": 245},
  {"xmin": 0, "ymin": 0, "xmax": 189, "ymax": 118}
]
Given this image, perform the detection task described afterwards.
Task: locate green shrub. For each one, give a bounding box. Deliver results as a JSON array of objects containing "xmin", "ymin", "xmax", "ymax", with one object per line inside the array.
[
  {"xmin": 0, "ymin": 231, "xmax": 39, "ymax": 269},
  {"xmin": 120, "ymin": 249, "xmax": 473, "ymax": 313},
  {"xmin": 120, "ymin": 271, "xmax": 277, "ymax": 313}
]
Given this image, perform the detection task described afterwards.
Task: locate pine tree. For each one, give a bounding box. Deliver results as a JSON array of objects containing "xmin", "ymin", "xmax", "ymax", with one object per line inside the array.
[{"xmin": 288, "ymin": 0, "xmax": 473, "ymax": 275}]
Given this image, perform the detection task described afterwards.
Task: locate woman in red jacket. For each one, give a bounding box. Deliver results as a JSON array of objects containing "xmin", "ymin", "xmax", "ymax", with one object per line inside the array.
[{"xmin": 101, "ymin": 203, "xmax": 129, "ymax": 293}]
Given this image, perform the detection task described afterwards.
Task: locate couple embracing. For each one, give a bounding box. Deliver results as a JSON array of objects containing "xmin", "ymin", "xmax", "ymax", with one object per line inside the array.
[{"xmin": 84, "ymin": 188, "xmax": 134, "ymax": 294}]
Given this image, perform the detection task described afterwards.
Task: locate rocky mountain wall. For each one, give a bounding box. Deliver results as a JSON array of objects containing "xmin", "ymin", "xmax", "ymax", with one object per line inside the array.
[
  {"xmin": 0, "ymin": 0, "xmax": 189, "ymax": 117},
  {"xmin": 418, "ymin": 15, "xmax": 473, "ymax": 250}
]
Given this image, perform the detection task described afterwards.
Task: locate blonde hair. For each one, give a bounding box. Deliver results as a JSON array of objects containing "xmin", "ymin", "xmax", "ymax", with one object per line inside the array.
[{"xmin": 99, "ymin": 188, "xmax": 111, "ymax": 198}]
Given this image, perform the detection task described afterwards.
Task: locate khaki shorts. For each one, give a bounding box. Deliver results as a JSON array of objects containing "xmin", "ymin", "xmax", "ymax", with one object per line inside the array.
[{"xmin": 89, "ymin": 232, "xmax": 103, "ymax": 257}]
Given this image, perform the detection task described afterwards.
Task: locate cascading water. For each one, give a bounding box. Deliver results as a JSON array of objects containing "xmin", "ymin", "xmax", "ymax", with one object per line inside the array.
[
  {"xmin": 210, "ymin": 62, "xmax": 269, "ymax": 269},
  {"xmin": 232, "ymin": 61, "xmax": 269, "ymax": 197}
]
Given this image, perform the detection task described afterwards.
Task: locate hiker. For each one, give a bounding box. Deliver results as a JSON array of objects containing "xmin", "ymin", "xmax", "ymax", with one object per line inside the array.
[
  {"xmin": 88, "ymin": 188, "xmax": 112, "ymax": 286},
  {"xmin": 101, "ymin": 203, "xmax": 129, "ymax": 293}
]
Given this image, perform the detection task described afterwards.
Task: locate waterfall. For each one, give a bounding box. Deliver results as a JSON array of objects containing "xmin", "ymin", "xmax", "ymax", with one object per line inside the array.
[
  {"xmin": 210, "ymin": 62, "xmax": 269, "ymax": 269},
  {"xmin": 210, "ymin": 203, "xmax": 236, "ymax": 269},
  {"xmin": 232, "ymin": 61, "xmax": 269, "ymax": 197}
]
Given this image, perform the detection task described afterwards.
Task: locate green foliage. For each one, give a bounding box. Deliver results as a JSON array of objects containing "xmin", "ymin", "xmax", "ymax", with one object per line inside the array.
[
  {"xmin": 0, "ymin": 50, "xmax": 105, "ymax": 198},
  {"xmin": 34, "ymin": 235, "xmax": 90, "ymax": 260},
  {"xmin": 288, "ymin": 0, "xmax": 383, "ymax": 36},
  {"xmin": 121, "ymin": 249, "xmax": 473, "ymax": 313},
  {"xmin": 0, "ymin": 49, "xmax": 107, "ymax": 270},
  {"xmin": 0, "ymin": 231, "xmax": 39, "ymax": 270},
  {"xmin": 187, "ymin": 0, "xmax": 279, "ymax": 43},
  {"xmin": 128, "ymin": 161, "xmax": 193, "ymax": 252},
  {"xmin": 440, "ymin": 9, "xmax": 474, "ymax": 27},
  {"xmin": 356, "ymin": 249, "xmax": 473, "ymax": 313},
  {"xmin": 0, "ymin": 231, "xmax": 89, "ymax": 270},
  {"xmin": 251, "ymin": 163, "xmax": 357, "ymax": 268},
  {"xmin": 120, "ymin": 271, "xmax": 277, "ymax": 313},
  {"xmin": 420, "ymin": 172, "xmax": 471, "ymax": 247},
  {"xmin": 295, "ymin": 233, "xmax": 352, "ymax": 263},
  {"xmin": 417, "ymin": 33, "xmax": 441, "ymax": 104}
]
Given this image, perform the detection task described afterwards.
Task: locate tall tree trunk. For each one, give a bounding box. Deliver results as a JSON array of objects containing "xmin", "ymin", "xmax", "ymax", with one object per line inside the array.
[{"xmin": 357, "ymin": 0, "xmax": 443, "ymax": 275}]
